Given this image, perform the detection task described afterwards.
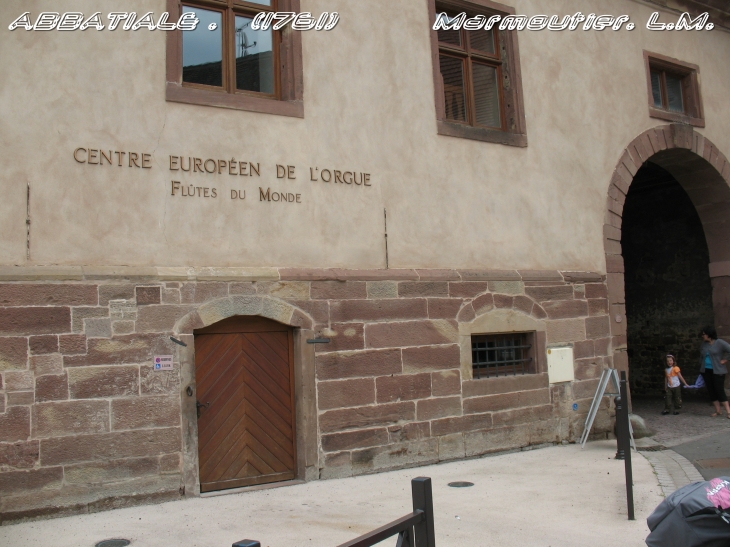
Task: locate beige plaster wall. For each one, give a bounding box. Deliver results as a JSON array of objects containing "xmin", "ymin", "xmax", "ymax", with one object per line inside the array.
[{"xmin": 0, "ymin": 0, "xmax": 728, "ymax": 271}]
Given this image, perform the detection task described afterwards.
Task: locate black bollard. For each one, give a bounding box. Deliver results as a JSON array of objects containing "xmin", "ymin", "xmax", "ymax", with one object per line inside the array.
[
  {"xmin": 619, "ymin": 371, "xmax": 635, "ymax": 520},
  {"xmin": 614, "ymin": 394, "xmax": 625, "ymax": 461},
  {"xmin": 411, "ymin": 477, "xmax": 436, "ymax": 547}
]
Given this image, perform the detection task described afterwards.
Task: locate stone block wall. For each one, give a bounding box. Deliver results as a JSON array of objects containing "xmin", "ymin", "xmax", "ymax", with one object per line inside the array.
[
  {"xmin": 0, "ymin": 267, "xmax": 615, "ymax": 522},
  {"xmin": 0, "ymin": 282, "xmax": 184, "ymax": 524}
]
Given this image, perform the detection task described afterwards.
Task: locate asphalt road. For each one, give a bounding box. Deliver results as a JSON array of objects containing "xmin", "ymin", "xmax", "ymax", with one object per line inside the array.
[
  {"xmin": 633, "ymin": 395, "xmax": 730, "ymax": 481},
  {"xmin": 672, "ymin": 429, "xmax": 730, "ymax": 480}
]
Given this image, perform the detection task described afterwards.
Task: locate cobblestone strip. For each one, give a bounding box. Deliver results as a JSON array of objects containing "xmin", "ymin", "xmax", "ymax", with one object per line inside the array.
[{"xmin": 641, "ymin": 449, "xmax": 704, "ymax": 497}]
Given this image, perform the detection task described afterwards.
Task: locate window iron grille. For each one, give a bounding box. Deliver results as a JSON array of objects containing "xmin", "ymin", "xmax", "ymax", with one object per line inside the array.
[{"xmin": 471, "ymin": 333, "xmax": 532, "ymax": 379}]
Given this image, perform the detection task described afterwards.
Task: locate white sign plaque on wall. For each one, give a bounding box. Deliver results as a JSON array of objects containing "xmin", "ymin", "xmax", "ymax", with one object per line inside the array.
[
  {"xmin": 153, "ymin": 355, "xmax": 174, "ymax": 371},
  {"xmin": 546, "ymin": 347, "xmax": 575, "ymax": 384}
]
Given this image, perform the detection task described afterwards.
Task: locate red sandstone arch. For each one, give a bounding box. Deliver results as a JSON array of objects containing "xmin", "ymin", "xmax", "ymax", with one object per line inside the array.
[{"xmin": 604, "ymin": 123, "xmax": 730, "ymax": 374}]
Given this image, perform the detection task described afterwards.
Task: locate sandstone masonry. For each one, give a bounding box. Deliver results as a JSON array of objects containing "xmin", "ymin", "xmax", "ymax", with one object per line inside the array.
[{"xmin": 0, "ymin": 268, "xmax": 615, "ymax": 523}]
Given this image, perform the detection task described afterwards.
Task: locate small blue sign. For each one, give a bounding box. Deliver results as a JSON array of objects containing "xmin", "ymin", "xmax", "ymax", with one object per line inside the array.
[{"xmin": 572, "ymin": 403, "xmax": 579, "ymax": 411}]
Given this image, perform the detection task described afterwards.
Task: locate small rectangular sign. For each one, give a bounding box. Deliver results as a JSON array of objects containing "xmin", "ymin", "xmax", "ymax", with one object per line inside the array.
[{"xmin": 153, "ymin": 355, "xmax": 174, "ymax": 371}]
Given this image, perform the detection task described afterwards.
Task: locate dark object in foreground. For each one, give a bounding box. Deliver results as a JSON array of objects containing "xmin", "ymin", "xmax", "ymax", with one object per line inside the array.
[
  {"xmin": 336, "ymin": 477, "xmax": 435, "ymax": 547},
  {"xmin": 232, "ymin": 477, "xmax": 435, "ymax": 547},
  {"xmin": 615, "ymin": 371, "xmax": 635, "ymax": 520},
  {"xmin": 646, "ymin": 477, "xmax": 730, "ymax": 547}
]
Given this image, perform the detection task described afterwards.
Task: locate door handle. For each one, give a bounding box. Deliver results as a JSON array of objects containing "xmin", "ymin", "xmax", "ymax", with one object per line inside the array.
[{"xmin": 196, "ymin": 400, "xmax": 210, "ymax": 418}]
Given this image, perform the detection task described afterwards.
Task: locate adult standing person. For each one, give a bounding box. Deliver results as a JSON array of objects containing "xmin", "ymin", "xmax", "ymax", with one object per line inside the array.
[{"xmin": 699, "ymin": 326, "xmax": 730, "ymax": 418}]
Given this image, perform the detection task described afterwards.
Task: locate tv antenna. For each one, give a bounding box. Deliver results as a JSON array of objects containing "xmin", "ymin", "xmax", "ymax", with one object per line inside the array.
[{"xmin": 236, "ymin": 21, "xmax": 257, "ymax": 57}]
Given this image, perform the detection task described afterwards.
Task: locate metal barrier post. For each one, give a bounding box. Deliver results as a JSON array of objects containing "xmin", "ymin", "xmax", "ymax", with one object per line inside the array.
[
  {"xmin": 619, "ymin": 371, "xmax": 635, "ymax": 520},
  {"xmin": 614, "ymin": 392, "xmax": 626, "ymax": 461},
  {"xmin": 411, "ymin": 477, "xmax": 436, "ymax": 547},
  {"xmin": 233, "ymin": 478, "xmax": 437, "ymax": 547}
]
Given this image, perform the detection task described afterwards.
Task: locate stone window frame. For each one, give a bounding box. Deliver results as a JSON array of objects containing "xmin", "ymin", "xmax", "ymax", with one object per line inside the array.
[
  {"xmin": 643, "ymin": 50, "xmax": 704, "ymax": 128},
  {"xmin": 428, "ymin": 0, "xmax": 528, "ymax": 147},
  {"xmin": 459, "ymin": 308, "xmax": 546, "ymax": 381},
  {"xmin": 165, "ymin": 0, "xmax": 304, "ymax": 118}
]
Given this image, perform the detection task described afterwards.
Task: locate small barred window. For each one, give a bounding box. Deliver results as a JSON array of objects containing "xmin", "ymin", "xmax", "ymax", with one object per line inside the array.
[{"xmin": 471, "ymin": 332, "xmax": 534, "ymax": 379}]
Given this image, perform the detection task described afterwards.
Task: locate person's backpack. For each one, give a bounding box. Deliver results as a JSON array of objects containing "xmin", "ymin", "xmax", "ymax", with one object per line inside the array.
[{"xmin": 646, "ymin": 477, "xmax": 730, "ymax": 546}]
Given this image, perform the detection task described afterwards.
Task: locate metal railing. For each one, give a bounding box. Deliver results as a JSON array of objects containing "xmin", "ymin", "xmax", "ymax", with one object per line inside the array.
[{"xmin": 232, "ymin": 477, "xmax": 436, "ymax": 547}]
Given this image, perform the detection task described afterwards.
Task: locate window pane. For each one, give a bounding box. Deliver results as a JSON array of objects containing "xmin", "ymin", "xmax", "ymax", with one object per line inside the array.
[
  {"xmin": 439, "ymin": 55, "xmax": 467, "ymax": 122},
  {"xmin": 650, "ymin": 70, "xmax": 663, "ymax": 108},
  {"xmin": 469, "ymin": 29, "xmax": 495, "ymax": 55},
  {"xmin": 235, "ymin": 16, "xmax": 275, "ymax": 94},
  {"xmin": 437, "ymin": 13, "xmax": 462, "ymax": 46},
  {"xmin": 666, "ymin": 74, "xmax": 684, "ymax": 113},
  {"xmin": 182, "ymin": 7, "xmax": 223, "ymax": 87},
  {"xmin": 473, "ymin": 63, "xmax": 501, "ymax": 128},
  {"xmin": 242, "ymin": 0, "xmax": 271, "ymax": 4}
]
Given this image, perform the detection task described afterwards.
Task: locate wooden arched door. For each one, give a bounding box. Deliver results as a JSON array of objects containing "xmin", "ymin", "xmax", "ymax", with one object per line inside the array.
[{"xmin": 194, "ymin": 316, "xmax": 296, "ymax": 492}]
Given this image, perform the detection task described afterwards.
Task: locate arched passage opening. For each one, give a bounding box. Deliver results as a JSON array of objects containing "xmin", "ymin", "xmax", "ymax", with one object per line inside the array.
[
  {"xmin": 621, "ymin": 162, "xmax": 714, "ymax": 395},
  {"xmin": 604, "ymin": 124, "xmax": 730, "ymax": 400}
]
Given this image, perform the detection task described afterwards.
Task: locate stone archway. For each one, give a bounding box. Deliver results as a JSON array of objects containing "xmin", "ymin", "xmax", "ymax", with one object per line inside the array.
[
  {"xmin": 174, "ymin": 294, "xmax": 315, "ymax": 335},
  {"xmin": 603, "ymin": 124, "xmax": 730, "ymax": 380},
  {"xmin": 172, "ymin": 295, "xmax": 317, "ymax": 496}
]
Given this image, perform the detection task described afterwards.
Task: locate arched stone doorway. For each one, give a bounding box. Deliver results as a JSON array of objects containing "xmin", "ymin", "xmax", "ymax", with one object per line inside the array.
[
  {"xmin": 194, "ymin": 315, "xmax": 297, "ymax": 492},
  {"xmin": 604, "ymin": 124, "xmax": 730, "ymax": 395},
  {"xmin": 172, "ymin": 295, "xmax": 318, "ymax": 496}
]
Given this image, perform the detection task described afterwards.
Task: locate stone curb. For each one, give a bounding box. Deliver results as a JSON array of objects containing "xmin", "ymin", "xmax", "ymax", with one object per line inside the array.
[{"xmin": 640, "ymin": 448, "xmax": 705, "ymax": 497}]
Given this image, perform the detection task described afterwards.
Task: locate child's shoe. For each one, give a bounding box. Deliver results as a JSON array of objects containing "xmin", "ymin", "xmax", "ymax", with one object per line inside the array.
[{"xmin": 661, "ymin": 410, "xmax": 670, "ymax": 415}]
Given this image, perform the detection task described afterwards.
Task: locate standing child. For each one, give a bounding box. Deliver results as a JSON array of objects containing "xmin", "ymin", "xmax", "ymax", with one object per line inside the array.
[{"xmin": 663, "ymin": 354, "xmax": 689, "ymax": 415}]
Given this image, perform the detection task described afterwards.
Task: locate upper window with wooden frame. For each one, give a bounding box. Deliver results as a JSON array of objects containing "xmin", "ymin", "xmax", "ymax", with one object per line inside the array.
[
  {"xmin": 166, "ymin": 0, "xmax": 303, "ymax": 118},
  {"xmin": 428, "ymin": 0, "xmax": 527, "ymax": 147},
  {"xmin": 644, "ymin": 51, "xmax": 704, "ymax": 127}
]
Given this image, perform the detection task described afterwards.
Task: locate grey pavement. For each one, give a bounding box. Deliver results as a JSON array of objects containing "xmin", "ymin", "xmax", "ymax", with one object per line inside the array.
[
  {"xmin": 673, "ymin": 430, "xmax": 730, "ymax": 480},
  {"xmin": 632, "ymin": 396, "xmax": 730, "ymax": 448},
  {"xmin": 633, "ymin": 395, "xmax": 730, "ymax": 495},
  {"xmin": 636, "ymin": 443, "xmax": 705, "ymax": 497},
  {"xmin": 3, "ymin": 395, "xmax": 726, "ymax": 547},
  {"xmin": 0, "ymin": 440, "xmax": 662, "ymax": 547}
]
